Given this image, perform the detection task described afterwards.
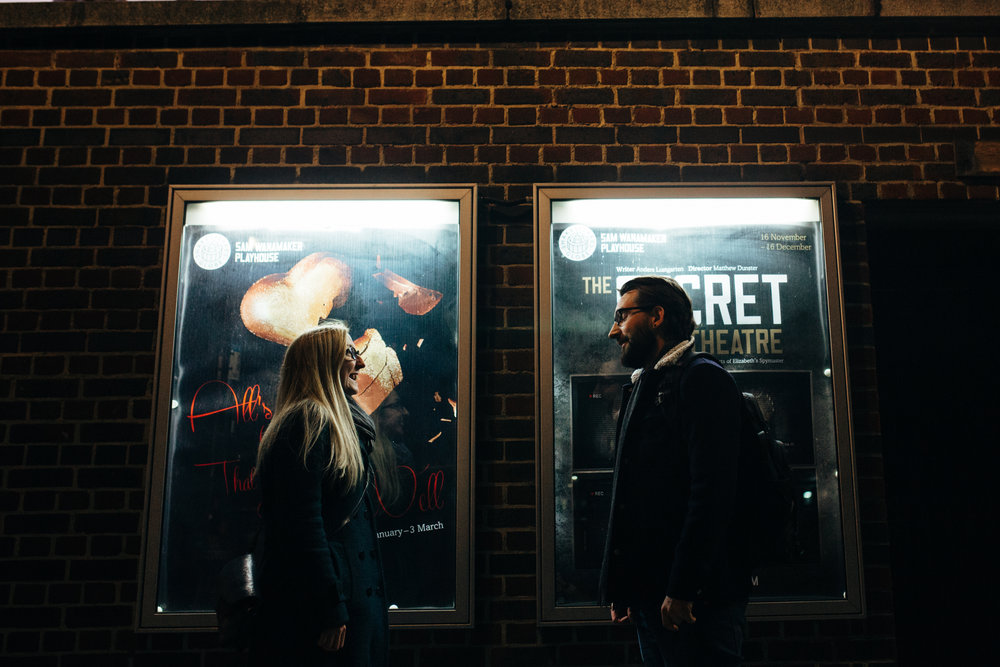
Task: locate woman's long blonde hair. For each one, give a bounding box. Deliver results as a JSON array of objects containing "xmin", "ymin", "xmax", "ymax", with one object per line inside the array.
[{"xmin": 257, "ymin": 321, "xmax": 364, "ymax": 490}]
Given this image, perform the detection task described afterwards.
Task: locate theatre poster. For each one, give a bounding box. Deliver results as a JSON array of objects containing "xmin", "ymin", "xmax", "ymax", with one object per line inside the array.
[
  {"xmin": 535, "ymin": 184, "xmax": 864, "ymax": 622},
  {"xmin": 139, "ymin": 186, "xmax": 476, "ymax": 629}
]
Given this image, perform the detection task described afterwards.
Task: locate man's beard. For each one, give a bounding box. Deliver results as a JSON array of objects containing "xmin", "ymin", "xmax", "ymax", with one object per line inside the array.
[{"xmin": 620, "ymin": 322, "xmax": 656, "ymax": 368}]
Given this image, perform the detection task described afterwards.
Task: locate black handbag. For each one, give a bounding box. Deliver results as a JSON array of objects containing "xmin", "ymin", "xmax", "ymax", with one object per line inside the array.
[{"xmin": 216, "ymin": 553, "xmax": 258, "ymax": 650}]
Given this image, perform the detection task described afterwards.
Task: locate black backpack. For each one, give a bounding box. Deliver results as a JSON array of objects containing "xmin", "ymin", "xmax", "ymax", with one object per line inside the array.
[
  {"xmin": 736, "ymin": 388, "xmax": 800, "ymax": 568},
  {"xmin": 663, "ymin": 351, "xmax": 800, "ymax": 569}
]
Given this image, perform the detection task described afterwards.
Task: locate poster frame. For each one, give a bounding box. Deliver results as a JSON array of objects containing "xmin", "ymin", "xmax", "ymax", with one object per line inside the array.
[
  {"xmin": 534, "ymin": 183, "xmax": 864, "ymax": 624},
  {"xmin": 138, "ymin": 184, "xmax": 476, "ymax": 631}
]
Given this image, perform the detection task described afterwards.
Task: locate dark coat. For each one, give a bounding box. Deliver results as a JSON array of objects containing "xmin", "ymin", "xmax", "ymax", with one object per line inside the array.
[
  {"xmin": 599, "ymin": 352, "xmax": 750, "ymax": 607},
  {"xmin": 252, "ymin": 411, "xmax": 389, "ymax": 667}
]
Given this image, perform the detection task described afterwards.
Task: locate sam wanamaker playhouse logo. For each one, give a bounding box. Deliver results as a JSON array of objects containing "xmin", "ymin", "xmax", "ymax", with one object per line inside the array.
[
  {"xmin": 193, "ymin": 233, "xmax": 232, "ymax": 270},
  {"xmin": 558, "ymin": 225, "xmax": 597, "ymax": 262}
]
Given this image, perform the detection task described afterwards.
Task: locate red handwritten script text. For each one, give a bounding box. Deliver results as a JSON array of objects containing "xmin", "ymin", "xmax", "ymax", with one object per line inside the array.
[
  {"xmin": 189, "ymin": 381, "xmax": 272, "ymax": 432},
  {"xmin": 195, "ymin": 458, "xmax": 258, "ymax": 496},
  {"xmin": 374, "ymin": 465, "xmax": 446, "ymax": 518}
]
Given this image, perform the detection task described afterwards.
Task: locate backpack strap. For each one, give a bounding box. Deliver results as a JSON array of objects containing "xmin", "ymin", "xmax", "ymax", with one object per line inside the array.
[{"xmin": 654, "ymin": 347, "xmax": 720, "ymax": 407}]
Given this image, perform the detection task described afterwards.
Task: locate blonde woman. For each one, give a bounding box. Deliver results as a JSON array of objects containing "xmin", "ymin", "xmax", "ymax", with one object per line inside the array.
[{"xmin": 251, "ymin": 322, "xmax": 388, "ymax": 666}]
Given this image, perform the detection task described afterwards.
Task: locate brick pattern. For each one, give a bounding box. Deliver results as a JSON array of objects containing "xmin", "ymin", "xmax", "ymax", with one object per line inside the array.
[{"xmin": 2, "ymin": 34, "xmax": 999, "ymax": 665}]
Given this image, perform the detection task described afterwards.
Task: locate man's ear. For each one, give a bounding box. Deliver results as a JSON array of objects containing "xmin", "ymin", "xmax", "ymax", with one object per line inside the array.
[{"xmin": 648, "ymin": 304, "xmax": 666, "ymax": 330}]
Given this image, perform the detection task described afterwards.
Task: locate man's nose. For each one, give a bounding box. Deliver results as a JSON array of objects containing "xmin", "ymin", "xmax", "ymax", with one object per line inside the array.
[
  {"xmin": 355, "ymin": 355, "xmax": 366, "ymax": 370},
  {"xmin": 608, "ymin": 322, "xmax": 620, "ymax": 339}
]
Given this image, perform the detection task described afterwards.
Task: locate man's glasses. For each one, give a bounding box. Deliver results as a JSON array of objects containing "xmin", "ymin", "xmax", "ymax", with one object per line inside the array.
[
  {"xmin": 613, "ymin": 306, "xmax": 652, "ymax": 325},
  {"xmin": 345, "ymin": 345, "xmax": 361, "ymax": 360}
]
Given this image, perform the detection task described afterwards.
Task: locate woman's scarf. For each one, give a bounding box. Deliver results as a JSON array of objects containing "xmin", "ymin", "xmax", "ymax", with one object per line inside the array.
[{"xmin": 348, "ymin": 399, "xmax": 376, "ymax": 451}]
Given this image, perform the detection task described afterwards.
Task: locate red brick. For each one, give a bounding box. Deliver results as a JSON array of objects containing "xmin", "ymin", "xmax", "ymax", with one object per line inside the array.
[
  {"xmin": 904, "ymin": 107, "xmax": 932, "ymax": 123},
  {"xmin": 932, "ymin": 109, "xmax": 961, "ymax": 123},
  {"xmin": 573, "ymin": 145, "xmax": 602, "ymax": 162},
  {"xmin": 633, "ymin": 107, "xmax": 662, "ymax": 123},
  {"xmin": 415, "ymin": 69, "xmax": 442, "ymax": 87},
  {"xmin": 694, "ymin": 108, "xmax": 723, "ymax": 125},
  {"xmin": 874, "ymin": 109, "xmax": 902, "ymax": 124},
  {"xmin": 670, "ymin": 145, "xmax": 698, "ymax": 162},
  {"xmin": 730, "ymin": 145, "xmax": 758, "ymax": 162},
  {"xmin": 55, "ymin": 51, "xmax": 115, "ymax": 68},
  {"xmin": 508, "ymin": 108, "xmax": 536, "ymax": 125},
  {"xmin": 638, "ymin": 146, "xmax": 667, "ymax": 162},
  {"xmin": 537, "ymin": 107, "xmax": 568, "ymax": 124},
  {"xmin": 849, "ymin": 144, "xmax": 877, "ymax": 161},
  {"xmin": 567, "ymin": 69, "xmax": 598, "ymax": 85},
  {"xmin": 444, "ymin": 68, "xmax": 473, "ymax": 85},
  {"xmin": 308, "ymin": 49, "xmax": 365, "ymax": 67},
  {"xmin": 415, "ymin": 145, "xmax": 443, "ymax": 162},
  {"xmin": 349, "ymin": 145, "xmax": 379, "ymax": 164},
  {"xmin": 847, "ymin": 108, "xmax": 873, "ymax": 124},
  {"xmin": 784, "ymin": 108, "xmax": 814, "ymax": 124},
  {"xmin": 383, "ymin": 69, "xmax": 414, "ymax": 87},
  {"xmin": 384, "ymin": 146, "xmax": 413, "ymax": 164},
  {"xmin": 37, "ymin": 70, "xmax": 67, "ymax": 87},
  {"xmin": 259, "ymin": 70, "xmax": 288, "ymax": 86},
  {"xmin": 509, "ymin": 146, "xmax": 538, "ymax": 163},
  {"xmin": 430, "ymin": 49, "xmax": 489, "ymax": 67},
  {"xmin": 193, "ymin": 69, "xmax": 224, "ymax": 86},
  {"xmin": 474, "ymin": 108, "xmax": 504, "ymax": 125},
  {"xmin": 603, "ymin": 107, "xmax": 631, "ymax": 123},
  {"xmin": 962, "ymin": 109, "xmax": 990, "ymax": 123},
  {"xmin": 348, "ymin": 106, "xmax": 378, "ymax": 124},
  {"xmin": 380, "ymin": 107, "xmax": 411, "ymax": 124},
  {"xmin": 254, "ymin": 109, "xmax": 284, "ymax": 126},
  {"xmin": 444, "ymin": 107, "xmax": 474, "ymax": 124},
  {"xmin": 413, "ymin": 107, "xmax": 440, "ymax": 124},
  {"xmin": 475, "ymin": 68, "xmax": 503, "ymax": 86},
  {"xmin": 599, "ymin": 69, "xmax": 627, "ymax": 85},
  {"xmin": 368, "ymin": 89, "xmax": 427, "ymax": 105},
  {"xmin": 370, "ymin": 50, "xmax": 427, "ymax": 67},
  {"xmin": 317, "ymin": 107, "xmax": 348, "ymax": 124},
  {"xmin": 663, "ymin": 108, "xmax": 692, "ymax": 124},
  {"xmin": 183, "ymin": 50, "xmax": 243, "ymax": 67},
  {"xmin": 476, "ymin": 145, "xmax": 505, "ymax": 162},
  {"xmin": 226, "ymin": 69, "xmax": 255, "ymax": 86},
  {"xmin": 760, "ymin": 145, "xmax": 789, "ymax": 162},
  {"xmin": 163, "ymin": 69, "xmax": 191, "ymax": 87},
  {"xmin": 542, "ymin": 145, "xmax": 571, "ymax": 162}
]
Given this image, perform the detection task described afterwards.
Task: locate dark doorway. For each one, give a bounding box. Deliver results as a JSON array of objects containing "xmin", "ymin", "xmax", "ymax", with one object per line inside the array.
[{"xmin": 866, "ymin": 201, "xmax": 999, "ymax": 666}]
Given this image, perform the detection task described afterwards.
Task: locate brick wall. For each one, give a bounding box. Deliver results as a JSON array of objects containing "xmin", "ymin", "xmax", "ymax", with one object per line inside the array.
[{"xmin": 2, "ymin": 25, "xmax": 998, "ymax": 665}]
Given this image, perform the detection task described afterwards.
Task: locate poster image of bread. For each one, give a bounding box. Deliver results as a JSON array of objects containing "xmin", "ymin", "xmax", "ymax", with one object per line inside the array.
[
  {"xmin": 547, "ymin": 198, "xmax": 847, "ymax": 606},
  {"xmin": 156, "ymin": 201, "xmax": 460, "ymax": 614}
]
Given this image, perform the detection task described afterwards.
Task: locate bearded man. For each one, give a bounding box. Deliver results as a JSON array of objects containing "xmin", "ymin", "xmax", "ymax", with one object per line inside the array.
[{"xmin": 599, "ymin": 276, "xmax": 751, "ymax": 667}]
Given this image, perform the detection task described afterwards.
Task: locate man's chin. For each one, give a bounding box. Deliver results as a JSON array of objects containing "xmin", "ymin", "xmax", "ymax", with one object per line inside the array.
[{"xmin": 620, "ymin": 349, "xmax": 642, "ymax": 369}]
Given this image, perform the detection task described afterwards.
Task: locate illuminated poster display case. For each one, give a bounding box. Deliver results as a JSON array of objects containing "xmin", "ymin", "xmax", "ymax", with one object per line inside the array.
[
  {"xmin": 140, "ymin": 186, "xmax": 476, "ymax": 630},
  {"xmin": 535, "ymin": 184, "xmax": 864, "ymax": 622}
]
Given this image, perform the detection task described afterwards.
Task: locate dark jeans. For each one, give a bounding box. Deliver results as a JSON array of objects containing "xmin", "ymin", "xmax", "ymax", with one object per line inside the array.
[{"xmin": 634, "ymin": 600, "xmax": 746, "ymax": 667}]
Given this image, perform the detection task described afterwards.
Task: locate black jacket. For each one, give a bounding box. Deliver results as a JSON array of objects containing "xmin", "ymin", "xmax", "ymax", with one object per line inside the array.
[
  {"xmin": 599, "ymin": 351, "xmax": 750, "ymax": 606},
  {"xmin": 253, "ymin": 409, "xmax": 388, "ymax": 666}
]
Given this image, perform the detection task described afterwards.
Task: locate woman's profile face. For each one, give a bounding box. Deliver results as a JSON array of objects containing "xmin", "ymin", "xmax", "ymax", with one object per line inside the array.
[
  {"xmin": 340, "ymin": 339, "xmax": 365, "ymax": 396},
  {"xmin": 377, "ymin": 391, "xmax": 408, "ymax": 440}
]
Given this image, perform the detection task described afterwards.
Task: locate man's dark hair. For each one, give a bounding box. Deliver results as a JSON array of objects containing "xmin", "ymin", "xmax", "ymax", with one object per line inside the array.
[{"xmin": 619, "ymin": 276, "xmax": 696, "ymax": 343}]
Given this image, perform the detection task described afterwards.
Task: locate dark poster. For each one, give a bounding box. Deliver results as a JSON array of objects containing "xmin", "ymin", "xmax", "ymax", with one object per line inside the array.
[
  {"xmin": 151, "ymin": 198, "xmax": 464, "ymax": 617},
  {"xmin": 548, "ymin": 197, "xmax": 847, "ymax": 607}
]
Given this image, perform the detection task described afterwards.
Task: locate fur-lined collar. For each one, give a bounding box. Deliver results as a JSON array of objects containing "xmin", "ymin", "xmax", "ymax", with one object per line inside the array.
[{"xmin": 629, "ymin": 336, "xmax": 695, "ymax": 384}]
